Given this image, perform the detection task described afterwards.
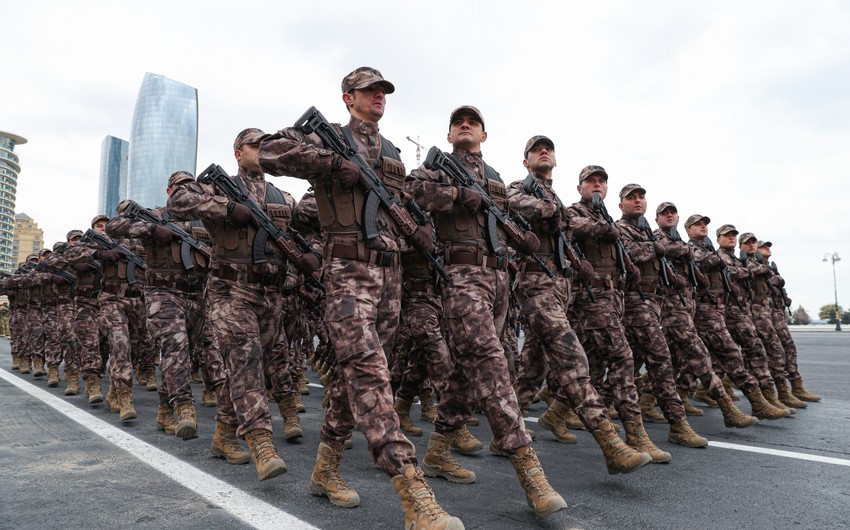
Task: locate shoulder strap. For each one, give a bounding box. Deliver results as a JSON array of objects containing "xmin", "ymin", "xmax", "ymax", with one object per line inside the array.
[
  {"xmin": 264, "ymin": 183, "xmax": 284, "ymax": 205},
  {"xmin": 379, "ymin": 135, "xmax": 401, "ymax": 161}
]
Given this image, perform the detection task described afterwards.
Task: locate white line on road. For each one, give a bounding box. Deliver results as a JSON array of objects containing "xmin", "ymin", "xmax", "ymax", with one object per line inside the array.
[
  {"xmin": 0, "ymin": 368, "xmax": 319, "ymax": 530},
  {"xmin": 708, "ymin": 440, "xmax": 850, "ymax": 466}
]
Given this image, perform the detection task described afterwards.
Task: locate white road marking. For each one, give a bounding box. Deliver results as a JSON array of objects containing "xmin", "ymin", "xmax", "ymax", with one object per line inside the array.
[
  {"xmin": 0, "ymin": 368, "xmax": 319, "ymax": 530},
  {"xmin": 708, "ymin": 440, "xmax": 850, "ymax": 467}
]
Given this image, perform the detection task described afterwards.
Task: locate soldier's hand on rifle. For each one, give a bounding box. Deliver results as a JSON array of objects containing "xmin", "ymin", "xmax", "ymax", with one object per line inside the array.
[
  {"xmin": 226, "ymin": 201, "xmax": 253, "ymax": 227},
  {"xmin": 666, "ymin": 243, "xmax": 689, "ymax": 259},
  {"xmin": 517, "ymin": 232, "xmax": 540, "ymax": 254},
  {"xmin": 50, "ymin": 274, "xmax": 69, "ymax": 285},
  {"xmin": 455, "ymin": 187, "xmax": 482, "ymax": 213},
  {"xmin": 770, "ymin": 276, "xmax": 785, "ymax": 288},
  {"xmin": 97, "ymin": 249, "xmax": 120, "ymax": 263},
  {"xmin": 653, "ymin": 242, "xmax": 666, "ymax": 257},
  {"xmin": 73, "ymin": 262, "xmax": 90, "ymax": 273},
  {"xmin": 151, "ymin": 225, "xmax": 173, "ymax": 245},
  {"xmin": 541, "ymin": 209, "xmax": 562, "ymax": 234},
  {"xmin": 576, "ymin": 259, "xmax": 594, "ymax": 284},
  {"xmin": 408, "ymin": 224, "xmax": 435, "ymax": 254},
  {"xmin": 695, "ymin": 268, "xmax": 709, "ymax": 287},
  {"xmin": 703, "ymin": 253, "xmax": 723, "ymax": 269},
  {"xmin": 295, "ymin": 251, "xmax": 322, "ymax": 276},
  {"xmin": 628, "ymin": 268, "xmax": 642, "ymax": 286},
  {"xmin": 332, "ymin": 156, "xmax": 362, "ymax": 190},
  {"xmin": 671, "ymin": 271, "xmax": 689, "ymax": 290},
  {"xmin": 601, "ymin": 224, "xmax": 620, "ymax": 242}
]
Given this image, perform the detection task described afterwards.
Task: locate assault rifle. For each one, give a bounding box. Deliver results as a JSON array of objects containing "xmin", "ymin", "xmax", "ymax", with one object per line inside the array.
[
  {"xmin": 637, "ymin": 216, "xmax": 684, "ymax": 305},
  {"xmin": 769, "ymin": 262, "xmax": 793, "ymax": 316},
  {"xmin": 522, "ymin": 174, "xmax": 594, "ymax": 299},
  {"xmin": 738, "ymin": 250, "xmax": 755, "ymax": 302},
  {"xmin": 423, "ymin": 147, "xmax": 553, "ymax": 277},
  {"xmin": 669, "ymin": 226, "xmax": 699, "ymax": 287},
  {"xmin": 123, "ymin": 200, "xmax": 212, "ymax": 270},
  {"xmin": 197, "ymin": 164, "xmax": 325, "ymax": 293},
  {"xmin": 0, "ymin": 271, "xmax": 13, "ymax": 279},
  {"xmin": 591, "ymin": 192, "xmax": 638, "ymax": 297},
  {"xmin": 702, "ymin": 239, "xmax": 742, "ymax": 309},
  {"xmin": 35, "ymin": 262, "xmax": 76, "ymax": 285},
  {"xmin": 293, "ymin": 106, "xmax": 449, "ymax": 282},
  {"xmin": 81, "ymin": 229, "xmax": 147, "ymax": 285}
]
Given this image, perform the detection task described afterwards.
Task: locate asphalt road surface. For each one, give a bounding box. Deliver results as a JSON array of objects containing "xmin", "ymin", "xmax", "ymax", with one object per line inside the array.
[{"xmin": 1, "ymin": 332, "xmax": 848, "ymax": 529}]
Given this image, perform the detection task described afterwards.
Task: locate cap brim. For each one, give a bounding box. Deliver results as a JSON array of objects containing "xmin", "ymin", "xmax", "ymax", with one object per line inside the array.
[{"xmin": 354, "ymin": 80, "xmax": 395, "ymax": 94}]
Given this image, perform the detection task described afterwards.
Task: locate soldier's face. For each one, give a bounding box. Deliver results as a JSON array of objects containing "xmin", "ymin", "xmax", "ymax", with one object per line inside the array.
[
  {"xmin": 235, "ymin": 143, "xmax": 262, "ymax": 173},
  {"xmin": 758, "ymin": 246, "xmax": 772, "ymax": 259},
  {"xmin": 686, "ymin": 220, "xmax": 707, "ymax": 239},
  {"xmin": 740, "ymin": 239, "xmax": 758, "ymax": 255},
  {"xmin": 447, "ymin": 114, "xmax": 486, "ymax": 152},
  {"xmin": 656, "ymin": 209, "xmax": 679, "ymax": 229},
  {"xmin": 343, "ymin": 85, "xmax": 386, "ymax": 122},
  {"xmin": 718, "ymin": 232, "xmax": 738, "ymax": 249},
  {"xmin": 619, "ymin": 192, "xmax": 646, "ymax": 218},
  {"xmin": 578, "ymin": 175, "xmax": 607, "ymax": 200},
  {"xmin": 93, "ymin": 221, "xmax": 107, "ymax": 233},
  {"xmin": 523, "ymin": 144, "xmax": 556, "ymax": 174}
]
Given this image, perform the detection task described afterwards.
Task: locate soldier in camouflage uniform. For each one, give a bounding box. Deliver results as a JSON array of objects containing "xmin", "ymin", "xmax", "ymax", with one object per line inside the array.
[
  {"xmin": 409, "ymin": 108, "xmax": 566, "ymax": 518},
  {"xmin": 506, "ymin": 136, "xmax": 651, "ymax": 473},
  {"xmin": 0, "ymin": 301, "xmax": 9, "ymax": 338},
  {"xmin": 685, "ymin": 216, "xmax": 790, "ymax": 421},
  {"xmin": 257, "ymin": 68, "xmax": 462, "ymax": 528},
  {"xmin": 652, "ymin": 204, "xmax": 757, "ymax": 429},
  {"xmin": 757, "ymin": 241, "xmax": 821, "ymax": 402},
  {"xmin": 24, "ymin": 253, "xmax": 50, "ymax": 378},
  {"xmin": 39, "ymin": 241, "xmax": 81, "ymax": 393}
]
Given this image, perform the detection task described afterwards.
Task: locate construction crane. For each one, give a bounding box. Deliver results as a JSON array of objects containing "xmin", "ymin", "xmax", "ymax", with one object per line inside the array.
[{"xmin": 406, "ymin": 136, "xmax": 425, "ymax": 167}]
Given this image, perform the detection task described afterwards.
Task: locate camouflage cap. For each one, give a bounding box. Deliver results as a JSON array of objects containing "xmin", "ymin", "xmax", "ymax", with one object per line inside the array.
[
  {"xmin": 52, "ymin": 242, "xmax": 65, "ymax": 253},
  {"xmin": 738, "ymin": 232, "xmax": 757, "ymax": 245},
  {"xmin": 66, "ymin": 229, "xmax": 83, "ymax": 242},
  {"xmin": 341, "ymin": 66, "xmax": 395, "ymax": 94},
  {"xmin": 449, "ymin": 105, "xmax": 485, "ymax": 131},
  {"xmin": 758, "ymin": 240, "xmax": 773, "ymax": 248},
  {"xmin": 684, "ymin": 214, "xmax": 710, "ymax": 229},
  {"xmin": 26, "ymin": 253, "xmax": 38, "ymax": 262},
  {"xmin": 579, "ymin": 165, "xmax": 608, "ymax": 182},
  {"xmin": 716, "ymin": 224, "xmax": 738, "ymax": 236},
  {"xmin": 91, "ymin": 214, "xmax": 109, "ymax": 228},
  {"xmin": 116, "ymin": 199, "xmax": 133, "ymax": 215},
  {"xmin": 38, "ymin": 248, "xmax": 51, "ymax": 257},
  {"xmin": 655, "ymin": 202, "xmax": 677, "ymax": 216},
  {"xmin": 524, "ymin": 135, "xmax": 554, "ymax": 158},
  {"xmin": 233, "ymin": 128, "xmax": 268, "ymax": 151},
  {"xmin": 168, "ymin": 170, "xmax": 194, "ymax": 189},
  {"xmin": 618, "ymin": 183, "xmax": 646, "ymax": 200}
]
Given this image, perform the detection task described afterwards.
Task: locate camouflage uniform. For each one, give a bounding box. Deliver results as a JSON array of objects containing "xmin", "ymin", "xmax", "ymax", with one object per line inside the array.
[
  {"xmin": 64, "ymin": 240, "xmax": 105, "ymax": 383},
  {"xmin": 39, "ymin": 247, "xmax": 80, "ymax": 376},
  {"xmin": 765, "ymin": 263, "xmax": 800, "ymax": 381},
  {"xmin": 743, "ymin": 250, "xmax": 788, "ymax": 387}
]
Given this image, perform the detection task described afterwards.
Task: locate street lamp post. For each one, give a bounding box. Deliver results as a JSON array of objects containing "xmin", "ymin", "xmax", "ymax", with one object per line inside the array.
[{"xmin": 823, "ymin": 252, "xmax": 842, "ymax": 331}]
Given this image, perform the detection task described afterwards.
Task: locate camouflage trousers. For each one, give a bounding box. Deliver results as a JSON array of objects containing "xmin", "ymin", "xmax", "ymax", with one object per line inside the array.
[
  {"xmin": 196, "ymin": 315, "xmax": 226, "ymax": 390},
  {"xmin": 278, "ymin": 291, "xmax": 303, "ymax": 399},
  {"xmin": 437, "ymin": 264, "xmax": 531, "ymax": 453},
  {"xmin": 694, "ymin": 297, "xmax": 760, "ymax": 394},
  {"xmin": 146, "ymin": 288, "xmax": 204, "ymax": 408},
  {"xmin": 571, "ymin": 287, "xmax": 641, "ymax": 421},
  {"xmin": 320, "ymin": 257, "xmax": 416, "ymax": 477},
  {"xmin": 772, "ymin": 308, "xmax": 800, "ymax": 380},
  {"xmin": 395, "ymin": 285, "xmax": 452, "ymax": 403},
  {"xmin": 9, "ymin": 309, "xmax": 23, "ymax": 357},
  {"xmin": 663, "ymin": 325, "xmax": 725, "ymax": 400},
  {"xmin": 725, "ymin": 304, "xmax": 774, "ymax": 390},
  {"xmin": 23, "ymin": 306, "xmax": 45, "ymax": 363},
  {"xmin": 515, "ymin": 270, "xmax": 607, "ymax": 430},
  {"xmin": 514, "ymin": 326, "xmax": 549, "ymax": 411},
  {"xmin": 75, "ymin": 297, "xmax": 103, "ymax": 378},
  {"xmin": 0, "ymin": 312, "xmax": 9, "ymax": 337},
  {"xmin": 751, "ymin": 298, "xmax": 788, "ymax": 385},
  {"xmin": 206, "ymin": 276, "xmax": 287, "ymax": 437},
  {"xmin": 44, "ymin": 302, "xmax": 79, "ymax": 371},
  {"xmin": 502, "ymin": 303, "xmax": 520, "ymax": 382},
  {"xmin": 41, "ymin": 305, "xmax": 61, "ymax": 367},
  {"xmin": 98, "ymin": 291, "xmax": 146, "ymax": 390}
]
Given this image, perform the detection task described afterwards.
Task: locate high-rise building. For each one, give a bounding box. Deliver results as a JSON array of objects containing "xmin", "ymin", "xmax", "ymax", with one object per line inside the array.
[
  {"xmin": 0, "ymin": 131, "xmax": 25, "ymax": 272},
  {"xmin": 98, "ymin": 135, "xmax": 129, "ymax": 216},
  {"xmin": 12, "ymin": 213, "xmax": 43, "ymax": 267},
  {"xmin": 126, "ymin": 73, "xmax": 198, "ymax": 209}
]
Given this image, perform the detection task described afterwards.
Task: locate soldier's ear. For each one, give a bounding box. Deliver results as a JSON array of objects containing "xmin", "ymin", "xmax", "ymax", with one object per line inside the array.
[
  {"xmin": 481, "ymin": 131, "xmax": 487, "ymax": 143},
  {"xmin": 446, "ymin": 132, "xmax": 453, "ymax": 144},
  {"xmin": 523, "ymin": 159, "xmax": 529, "ymax": 169},
  {"xmin": 342, "ymin": 92, "xmax": 354, "ymax": 108}
]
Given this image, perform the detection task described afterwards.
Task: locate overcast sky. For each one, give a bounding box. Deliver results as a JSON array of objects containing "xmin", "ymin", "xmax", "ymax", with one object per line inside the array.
[{"xmin": 3, "ymin": 1, "xmax": 848, "ymax": 316}]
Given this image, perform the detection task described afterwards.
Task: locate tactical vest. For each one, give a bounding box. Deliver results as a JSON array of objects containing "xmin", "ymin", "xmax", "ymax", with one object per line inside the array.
[
  {"xmin": 101, "ymin": 240, "xmax": 144, "ymax": 287},
  {"xmin": 401, "ymin": 251, "xmax": 432, "ymax": 278},
  {"xmin": 752, "ymin": 274, "xmax": 770, "ymax": 296},
  {"xmin": 521, "ymin": 174, "xmax": 557, "ymax": 257},
  {"xmin": 434, "ymin": 158, "xmax": 506, "ymax": 248},
  {"xmin": 313, "ymin": 127, "xmax": 405, "ymax": 240},
  {"xmin": 143, "ymin": 210, "xmax": 209, "ymax": 274},
  {"xmin": 212, "ymin": 179, "xmax": 290, "ymax": 266},
  {"xmin": 578, "ymin": 236, "xmax": 617, "ymax": 277}
]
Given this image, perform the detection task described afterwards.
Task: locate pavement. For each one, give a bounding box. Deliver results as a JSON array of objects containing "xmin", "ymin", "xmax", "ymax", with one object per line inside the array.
[{"xmin": 1, "ymin": 332, "xmax": 849, "ymax": 530}]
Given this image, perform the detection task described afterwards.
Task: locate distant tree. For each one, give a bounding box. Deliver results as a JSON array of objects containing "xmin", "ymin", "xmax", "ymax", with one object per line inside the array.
[
  {"xmin": 791, "ymin": 306, "xmax": 811, "ymax": 325},
  {"xmin": 844, "ymin": 311, "xmax": 850, "ymax": 325},
  {"xmin": 818, "ymin": 304, "xmax": 844, "ymax": 324}
]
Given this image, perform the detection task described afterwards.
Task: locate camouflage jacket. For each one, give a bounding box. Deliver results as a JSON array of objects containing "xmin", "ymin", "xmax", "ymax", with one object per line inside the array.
[{"xmin": 506, "ymin": 173, "xmax": 567, "ymax": 267}]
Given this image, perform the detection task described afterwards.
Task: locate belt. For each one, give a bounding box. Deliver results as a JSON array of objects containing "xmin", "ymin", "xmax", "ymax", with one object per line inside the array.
[
  {"xmin": 331, "ymin": 243, "xmax": 398, "ymax": 267},
  {"xmin": 589, "ymin": 278, "xmax": 614, "ymax": 290},
  {"xmin": 147, "ymin": 277, "xmax": 205, "ymax": 293},
  {"xmin": 445, "ymin": 252, "xmax": 508, "ymax": 270},
  {"xmin": 525, "ymin": 261, "xmax": 570, "ymax": 277},
  {"xmin": 213, "ymin": 267, "xmax": 285, "ymax": 287}
]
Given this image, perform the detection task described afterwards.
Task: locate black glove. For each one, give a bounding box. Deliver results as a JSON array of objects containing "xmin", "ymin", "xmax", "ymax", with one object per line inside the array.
[
  {"xmin": 408, "ymin": 224, "xmax": 435, "ymax": 254},
  {"xmin": 653, "ymin": 242, "xmax": 666, "ymax": 257},
  {"xmin": 295, "ymin": 252, "xmax": 321, "ymax": 276},
  {"xmin": 517, "ymin": 232, "xmax": 540, "ymax": 254},
  {"xmin": 576, "ymin": 259, "xmax": 594, "ymax": 284},
  {"xmin": 333, "ymin": 156, "xmax": 362, "ymax": 190},
  {"xmin": 152, "ymin": 225, "xmax": 173, "ymax": 245},
  {"xmin": 695, "ymin": 269, "xmax": 709, "ymax": 287},
  {"xmin": 227, "ymin": 201, "xmax": 253, "ymax": 227},
  {"xmin": 601, "ymin": 225, "xmax": 620, "ymax": 242},
  {"xmin": 671, "ymin": 272, "xmax": 689, "ymax": 290},
  {"xmin": 770, "ymin": 276, "xmax": 785, "ymax": 288},
  {"xmin": 456, "ymin": 187, "xmax": 482, "ymax": 212},
  {"xmin": 703, "ymin": 253, "xmax": 723, "ymax": 270}
]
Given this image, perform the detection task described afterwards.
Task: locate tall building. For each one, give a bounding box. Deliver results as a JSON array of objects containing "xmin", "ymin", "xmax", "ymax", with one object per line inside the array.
[
  {"xmin": 126, "ymin": 72, "xmax": 198, "ymax": 208},
  {"xmin": 12, "ymin": 213, "xmax": 42, "ymax": 267},
  {"xmin": 98, "ymin": 135, "xmax": 129, "ymax": 216},
  {"xmin": 0, "ymin": 131, "xmax": 25, "ymax": 272}
]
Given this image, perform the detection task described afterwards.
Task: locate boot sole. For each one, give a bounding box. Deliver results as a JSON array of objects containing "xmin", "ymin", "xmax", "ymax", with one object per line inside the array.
[
  {"xmin": 88, "ymin": 395, "xmax": 104, "ymax": 404},
  {"xmin": 538, "ymin": 417, "xmax": 578, "ymax": 443},
  {"xmin": 176, "ymin": 423, "xmax": 198, "ymax": 440},
  {"xmin": 257, "ymin": 460, "xmax": 287, "ymax": 481},
  {"xmin": 642, "ymin": 413, "xmax": 668, "ymax": 424},
  {"xmin": 724, "ymin": 418, "xmax": 759, "ymax": 428},
  {"xmin": 609, "ymin": 452, "xmax": 654, "ymax": 474},
  {"xmin": 120, "ymin": 412, "xmax": 137, "ymax": 422},
  {"xmin": 309, "ymin": 480, "xmax": 361, "ymax": 508},
  {"xmin": 668, "ymin": 437, "xmax": 708, "ymax": 448},
  {"xmin": 421, "ymin": 463, "xmax": 476, "ymax": 484},
  {"xmin": 284, "ymin": 430, "xmax": 304, "ymax": 441},
  {"xmin": 210, "ymin": 446, "xmax": 250, "ymax": 465},
  {"xmin": 529, "ymin": 496, "xmax": 568, "ymax": 517}
]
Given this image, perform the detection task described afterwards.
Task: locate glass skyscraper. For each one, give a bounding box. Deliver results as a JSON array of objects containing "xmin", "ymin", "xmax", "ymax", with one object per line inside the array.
[
  {"xmin": 98, "ymin": 135, "xmax": 129, "ymax": 216},
  {"xmin": 0, "ymin": 131, "xmax": 25, "ymax": 272},
  {"xmin": 127, "ymin": 73, "xmax": 198, "ymax": 208}
]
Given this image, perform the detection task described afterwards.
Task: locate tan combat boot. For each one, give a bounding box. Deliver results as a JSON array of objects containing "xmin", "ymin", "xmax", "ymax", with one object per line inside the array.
[
  {"xmin": 489, "ymin": 437, "xmax": 510, "ymax": 458},
  {"xmin": 447, "ymin": 425, "xmax": 483, "ymax": 455},
  {"xmin": 640, "ymin": 392, "xmax": 668, "ymax": 423},
  {"xmin": 136, "ymin": 366, "xmax": 148, "ymax": 386},
  {"xmin": 668, "ymin": 420, "xmax": 708, "ymax": 448},
  {"xmin": 716, "ymin": 394, "xmax": 759, "ymax": 428},
  {"xmin": 677, "ymin": 388, "xmax": 704, "ymax": 416},
  {"xmin": 191, "ymin": 366, "xmax": 202, "ymax": 384},
  {"xmin": 692, "ymin": 384, "xmax": 718, "ymax": 408},
  {"xmin": 745, "ymin": 388, "xmax": 790, "ymax": 420},
  {"xmin": 777, "ymin": 380, "xmax": 807, "ymax": 409},
  {"xmin": 85, "ymin": 375, "xmax": 103, "ymax": 404},
  {"xmin": 278, "ymin": 396, "xmax": 303, "ymax": 441},
  {"xmin": 210, "ymin": 421, "xmax": 250, "ymax": 464},
  {"xmin": 420, "ymin": 387, "xmax": 437, "ymax": 423},
  {"xmin": 623, "ymin": 416, "xmax": 672, "ymax": 463},
  {"xmin": 116, "ymin": 387, "xmax": 137, "ymax": 422},
  {"xmin": 310, "ymin": 442, "xmax": 361, "ymax": 507},
  {"xmin": 422, "ymin": 432, "xmax": 476, "ymax": 484},
  {"xmin": 533, "ymin": 386, "xmax": 553, "ymax": 405},
  {"xmin": 606, "ymin": 404, "xmax": 619, "ymax": 419},
  {"xmin": 11, "ymin": 354, "xmax": 20, "ymax": 370},
  {"xmin": 299, "ymin": 372, "xmax": 310, "ymax": 395},
  {"xmin": 391, "ymin": 464, "xmax": 464, "ymax": 530},
  {"xmin": 538, "ymin": 400, "xmax": 578, "ymax": 443},
  {"xmin": 144, "ymin": 367, "xmax": 158, "ymax": 391},
  {"xmin": 202, "ymin": 383, "xmax": 219, "ymax": 407},
  {"xmin": 106, "ymin": 385, "xmax": 120, "ymax": 413},
  {"xmin": 564, "ymin": 406, "xmax": 585, "ymax": 430},
  {"xmin": 47, "ymin": 366, "xmax": 60, "ymax": 387},
  {"xmin": 156, "ymin": 405, "xmax": 178, "ymax": 434},
  {"xmin": 509, "ymin": 446, "xmax": 568, "ymax": 517},
  {"xmin": 294, "ymin": 393, "xmax": 306, "ymax": 413},
  {"xmin": 32, "ymin": 357, "xmax": 46, "ymax": 377},
  {"xmin": 590, "ymin": 419, "xmax": 652, "ymax": 474},
  {"xmin": 791, "ymin": 378, "xmax": 821, "ymax": 402},
  {"xmin": 64, "ymin": 370, "xmax": 80, "ymax": 395},
  {"xmin": 245, "ymin": 429, "xmax": 287, "ymax": 481},
  {"xmin": 762, "ymin": 386, "xmax": 795, "ymax": 415},
  {"xmin": 394, "ymin": 397, "xmax": 423, "ymax": 437},
  {"xmin": 19, "ymin": 357, "xmax": 31, "ymax": 374},
  {"xmin": 175, "ymin": 403, "xmax": 198, "ymax": 440},
  {"xmin": 722, "ymin": 376, "xmax": 741, "ymax": 401}
]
